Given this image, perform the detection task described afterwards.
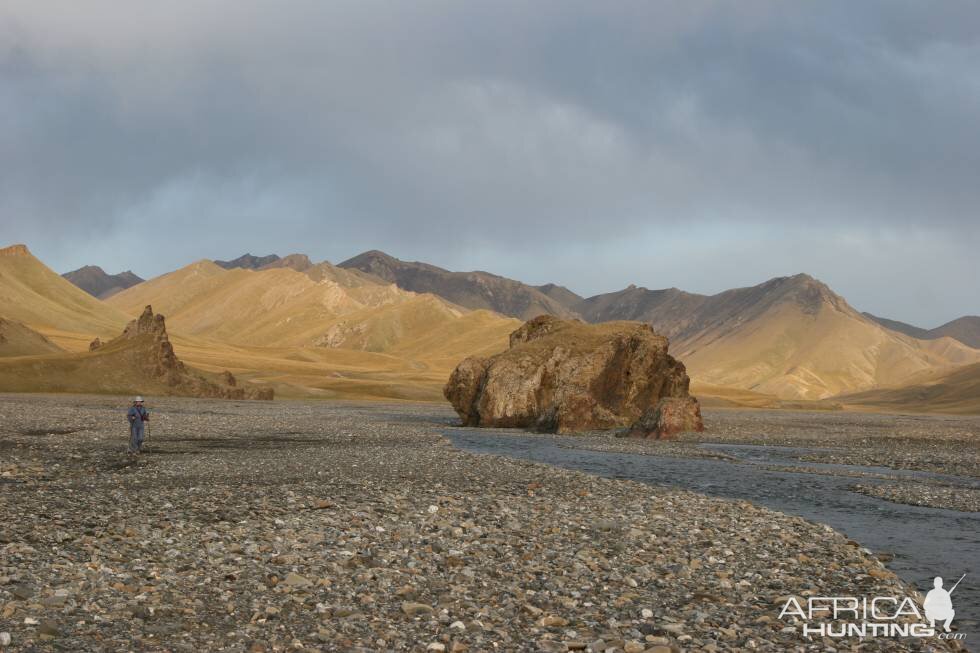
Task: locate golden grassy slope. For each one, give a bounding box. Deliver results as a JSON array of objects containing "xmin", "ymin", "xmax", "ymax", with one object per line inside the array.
[
  {"xmin": 0, "ymin": 332, "xmax": 180, "ymax": 395},
  {"xmin": 837, "ymin": 362, "xmax": 980, "ymax": 414},
  {"xmin": 106, "ymin": 259, "xmax": 521, "ymax": 353},
  {"xmin": 163, "ymin": 314, "xmax": 519, "ymax": 402},
  {"xmin": 0, "ymin": 246, "xmax": 520, "ymax": 401},
  {"xmin": 676, "ymin": 289, "xmax": 980, "ymax": 400},
  {"xmin": 102, "ymin": 259, "xmax": 522, "ymax": 399},
  {"xmin": 0, "ymin": 317, "xmax": 65, "ymax": 357},
  {"xmin": 0, "ymin": 244, "xmax": 130, "ymax": 340}
]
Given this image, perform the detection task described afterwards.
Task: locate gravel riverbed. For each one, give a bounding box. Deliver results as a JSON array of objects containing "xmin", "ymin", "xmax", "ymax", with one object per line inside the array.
[
  {"xmin": 851, "ymin": 483, "xmax": 980, "ymax": 513},
  {"xmin": 0, "ymin": 395, "xmax": 968, "ymax": 652}
]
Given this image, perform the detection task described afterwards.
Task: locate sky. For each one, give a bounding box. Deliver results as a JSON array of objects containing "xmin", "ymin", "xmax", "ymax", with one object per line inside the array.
[{"xmin": 2, "ymin": 1, "xmax": 978, "ymax": 327}]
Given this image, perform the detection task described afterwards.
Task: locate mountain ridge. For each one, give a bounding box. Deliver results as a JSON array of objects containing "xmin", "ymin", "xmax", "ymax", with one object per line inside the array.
[
  {"xmin": 864, "ymin": 312, "xmax": 980, "ymax": 349},
  {"xmin": 215, "ymin": 253, "xmax": 281, "ymax": 270},
  {"xmin": 338, "ymin": 250, "xmax": 580, "ymax": 320},
  {"xmin": 573, "ymin": 273, "xmax": 979, "ymax": 399}
]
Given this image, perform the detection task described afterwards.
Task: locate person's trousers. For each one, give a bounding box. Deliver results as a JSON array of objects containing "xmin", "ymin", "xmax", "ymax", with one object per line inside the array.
[{"xmin": 129, "ymin": 424, "xmax": 145, "ymax": 453}]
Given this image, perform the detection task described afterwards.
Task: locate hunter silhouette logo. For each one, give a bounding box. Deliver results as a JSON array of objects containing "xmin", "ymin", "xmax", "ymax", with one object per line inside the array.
[
  {"xmin": 924, "ymin": 574, "xmax": 964, "ymax": 632},
  {"xmin": 778, "ymin": 572, "xmax": 967, "ymax": 640}
]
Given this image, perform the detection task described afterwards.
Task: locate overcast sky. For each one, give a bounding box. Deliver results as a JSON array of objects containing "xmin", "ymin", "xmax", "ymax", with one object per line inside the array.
[{"xmin": 2, "ymin": 1, "xmax": 978, "ymax": 327}]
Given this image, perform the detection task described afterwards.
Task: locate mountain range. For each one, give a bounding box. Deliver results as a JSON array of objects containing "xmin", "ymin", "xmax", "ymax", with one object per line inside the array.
[
  {"xmin": 1, "ymin": 243, "xmax": 977, "ymax": 410},
  {"xmin": 337, "ymin": 250, "xmax": 580, "ymax": 321}
]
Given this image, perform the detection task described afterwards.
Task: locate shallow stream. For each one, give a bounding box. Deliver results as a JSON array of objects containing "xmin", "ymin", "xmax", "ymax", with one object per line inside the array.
[{"xmin": 447, "ymin": 430, "xmax": 980, "ymax": 634}]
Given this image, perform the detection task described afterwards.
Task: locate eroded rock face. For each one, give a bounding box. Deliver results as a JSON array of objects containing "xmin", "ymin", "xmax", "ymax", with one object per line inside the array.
[
  {"xmin": 444, "ymin": 315, "xmax": 702, "ymax": 435},
  {"xmin": 111, "ymin": 306, "xmax": 273, "ymax": 400},
  {"xmin": 624, "ymin": 397, "xmax": 704, "ymax": 439}
]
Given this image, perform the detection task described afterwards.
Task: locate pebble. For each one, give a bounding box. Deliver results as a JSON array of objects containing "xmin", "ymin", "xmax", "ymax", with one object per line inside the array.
[{"xmin": 401, "ymin": 602, "xmax": 434, "ymax": 617}]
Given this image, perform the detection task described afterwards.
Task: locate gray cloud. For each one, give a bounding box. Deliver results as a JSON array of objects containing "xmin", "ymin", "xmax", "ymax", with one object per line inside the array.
[{"xmin": 1, "ymin": 1, "xmax": 978, "ymax": 326}]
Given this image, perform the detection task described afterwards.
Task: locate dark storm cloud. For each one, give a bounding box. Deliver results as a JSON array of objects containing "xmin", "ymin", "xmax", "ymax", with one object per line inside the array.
[{"xmin": 1, "ymin": 1, "xmax": 978, "ymax": 325}]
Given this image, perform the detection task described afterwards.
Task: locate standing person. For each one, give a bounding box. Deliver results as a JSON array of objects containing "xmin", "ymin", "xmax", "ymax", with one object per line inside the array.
[{"xmin": 127, "ymin": 396, "xmax": 150, "ymax": 454}]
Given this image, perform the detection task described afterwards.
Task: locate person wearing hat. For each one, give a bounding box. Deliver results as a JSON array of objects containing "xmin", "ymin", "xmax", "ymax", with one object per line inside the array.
[{"xmin": 127, "ymin": 396, "xmax": 150, "ymax": 454}]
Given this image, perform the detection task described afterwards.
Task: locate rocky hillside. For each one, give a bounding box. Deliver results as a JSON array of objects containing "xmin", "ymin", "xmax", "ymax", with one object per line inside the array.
[
  {"xmin": 533, "ymin": 283, "xmax": 584, "ymax": 310},
  {"xmin": 258, "ymin": 253, "xmax": 313, "ymax": 272},
  {"xmin": 214, "ymin": 253, "xmax": 281, "ymax": 270},
  {"xmin": 62, "ymin": 265, "xmax": 144, "ymax": 299},
  {"xmin": 338, "ymin": 250, "xmax": 579, "ymax": 320},
  {"xmin": 574, "ymin": 284, "xmax": 709, "ymax": 341}
]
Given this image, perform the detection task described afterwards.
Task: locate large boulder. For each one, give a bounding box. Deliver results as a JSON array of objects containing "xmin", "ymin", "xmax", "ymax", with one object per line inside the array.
[{"xmin": 444, "ymin": 315, "xmax": 703, "ymax": 436}]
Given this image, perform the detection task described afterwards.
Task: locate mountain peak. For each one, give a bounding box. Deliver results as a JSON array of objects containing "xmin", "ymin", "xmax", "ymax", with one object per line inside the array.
[
  {"xmin": 0, "ymin": 244, "xmax": 31, "ymax": 257},
  {"xmin": 259, "ymin": 253, "xmax": 313, "ymax": 272},
  {"xmin": 771, "ymin": 272, "xmax": 822, "ymax": 288},
  {"xmin": 761, "ymin": 273, "xmax": 844, "ymax": 315},
  {"xmin": 214, "ymin": 253, "xmax": 281, "ymax": 270},
  {"xmin": 339, "ymin": 249, "xmax": 400, "ymax": 267},
  {"xmin": 63, "ymin": 265, "xmax": 145, "ymax": 299}
]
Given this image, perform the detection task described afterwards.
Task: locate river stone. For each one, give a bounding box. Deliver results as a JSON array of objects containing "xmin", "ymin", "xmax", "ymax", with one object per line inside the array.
[{"xmin": 401, "ymin": 601, "xmax": 434, "ymax": 617}]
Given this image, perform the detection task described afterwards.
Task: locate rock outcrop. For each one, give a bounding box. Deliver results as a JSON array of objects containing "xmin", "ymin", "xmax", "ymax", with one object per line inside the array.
[
  {"xmin": 0, "ymin": 244, "xmax": 30, "ymax": 257},
  {"xmin": 623, "ymin": 397, "xmax": 704, "ymax": 439},
  {"xmin": 110, "ymin": 306, "xmax": 274, "ymax": 400},
  {"xmin": 444, "ymin": 316, "xmax": 703, "ymax": 436}
]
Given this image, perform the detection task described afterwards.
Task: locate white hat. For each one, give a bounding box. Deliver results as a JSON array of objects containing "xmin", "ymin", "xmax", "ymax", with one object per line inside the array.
[{"xmin": 134, "ymin": 396, "xmax": 144, "ymax": 402}]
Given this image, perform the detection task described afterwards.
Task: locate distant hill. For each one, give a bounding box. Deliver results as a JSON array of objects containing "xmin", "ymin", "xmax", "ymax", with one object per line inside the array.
[
  {"xmin": 931, "ymin": 316, "xmax": 980, "ymax": 349},
  {"xmin": 534, "ymin": 283, "xmax": 584, "ymax": 310},
  {"xmin": 575, "ymin": 285, "xmax": 708, "ymax": 340},
  {"xmin": 63, "ymin": 265, "xmax": 144, "ymax": 299},
  {"xmin": 0, "ymin": 244, "xmax": 131, "ymax": 343},
  {"xmin": 214, "ymin": 253, "xmax": 281, "ymax": 270},
  {"xmin": 864, "ymin": 312, "xmax": 980, "ymax": 349},
  {"xmin": 574, "ymin": 274, "xmax": 980, "ymax": 400},
  {"xmin": 839, "ymin": 362, "xmax": 980, "ymax": 415},
  {"xmin": 338, "ymin": 250, "xmax": 578, "ymax": 320},
  {"xmin": 259, "ymin": 253, "xmax": 313, "ymax": 272}
]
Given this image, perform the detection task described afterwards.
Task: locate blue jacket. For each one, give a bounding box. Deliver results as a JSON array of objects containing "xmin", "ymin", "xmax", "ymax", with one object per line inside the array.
[{"xmin": 127, "ymin": 406, "xmax": 149, "ymax": 428}]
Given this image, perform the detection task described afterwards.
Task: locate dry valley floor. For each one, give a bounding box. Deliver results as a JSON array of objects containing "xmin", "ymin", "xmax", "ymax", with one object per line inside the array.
[{"xmin": 0, "ymin": 396, "xmax": 965, "ymax": 652}]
